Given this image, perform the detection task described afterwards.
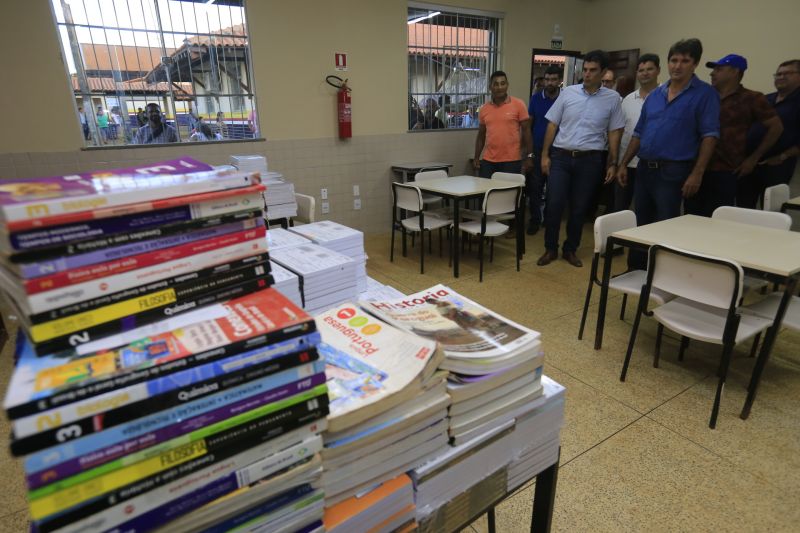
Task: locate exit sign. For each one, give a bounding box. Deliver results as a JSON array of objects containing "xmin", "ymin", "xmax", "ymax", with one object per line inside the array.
[{"xmin": 550, "ymin": 39, "xmax": 563, "ymax": 50}]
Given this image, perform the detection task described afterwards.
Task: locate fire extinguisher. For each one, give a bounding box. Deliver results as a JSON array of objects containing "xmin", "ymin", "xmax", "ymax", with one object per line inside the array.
[{"xmin": 326, "ymin": 75, "xmax": 352, "ymax": 139}]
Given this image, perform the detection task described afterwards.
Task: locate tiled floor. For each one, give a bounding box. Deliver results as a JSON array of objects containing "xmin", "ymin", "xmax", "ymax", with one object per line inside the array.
[{"xmin": 0, "ymin": 224, "xmax": 797, "ymax": 532}]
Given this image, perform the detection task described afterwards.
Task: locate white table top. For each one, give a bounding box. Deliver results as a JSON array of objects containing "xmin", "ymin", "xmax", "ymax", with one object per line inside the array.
[
  {"xmin": 391, "ymin": 161, "xmax": 453, "ymax": 170},
  {"xmin": 786, "ymin": 196, "xmax": 800, "ymax": 207},
  {"xmin": 612, "ymin": 215, "xmax": 800, "ymax": 277},
  {"xmin": 414, "ymin": 176, "xmax": 522, "ymax": 197}
]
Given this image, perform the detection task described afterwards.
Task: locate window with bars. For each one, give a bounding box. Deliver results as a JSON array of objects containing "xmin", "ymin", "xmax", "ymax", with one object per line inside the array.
[
  {"xmin": 407, "ymin": 4, "xmax": 501, "ymax": 131},
  {"xmin": 50, "ymin": 0, "xmax": 259, "ymax": 147}
]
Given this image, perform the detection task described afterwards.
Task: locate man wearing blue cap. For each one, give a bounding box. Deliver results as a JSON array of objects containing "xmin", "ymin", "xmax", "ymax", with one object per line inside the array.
[{"xmin": 685, "ymin": 54, "xmax": 782, "ymax": 216}]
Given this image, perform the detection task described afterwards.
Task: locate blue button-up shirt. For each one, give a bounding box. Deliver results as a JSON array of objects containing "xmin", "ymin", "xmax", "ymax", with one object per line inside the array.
[
  {"xmin": 545, "ymin": 84, "xmax": 625, "ymax": 151},
  {"xmin": 634, "ymin": 75, "xmax": 720, "ymax": 161},
  {"xmin": 528, "ymin": 90, "xmax": 558, "ymax": 151}
]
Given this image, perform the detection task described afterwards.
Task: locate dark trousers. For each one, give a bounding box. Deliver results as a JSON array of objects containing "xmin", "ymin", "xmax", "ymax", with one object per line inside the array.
[
  {"xmin": 737, "ymin": 164, "xmax": 795, "ymax": 208},
  {"xmin": 479, "ymin": 159, "xmax": 522, "ymax": 179},
  {"xmin": 684, "ymin": 170, "xmax": 737, "ymax": 217},
  {"xmin": 629, "ymin": 160, "xmax": 694, "ymax": 269},
  {"xmin": 526, "ymin": 148, "xmax": 546, "ymax": 227},
  {"xmin": 544, "ymin": 150, "xmax": 603, "ymax": 253},
  {"xmin": 613, "ymin": 167, "xmax": 636, "ymax": 212}
]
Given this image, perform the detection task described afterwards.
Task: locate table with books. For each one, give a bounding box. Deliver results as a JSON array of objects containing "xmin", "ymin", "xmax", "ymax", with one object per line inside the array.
[{"xmin": 0, "ymin": 159, "xmax": 562, "ymax": 533}]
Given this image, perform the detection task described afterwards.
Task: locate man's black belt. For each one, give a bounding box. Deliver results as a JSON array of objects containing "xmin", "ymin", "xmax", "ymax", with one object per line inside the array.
[
  {"xmin": 640, "ymin": 159, "xmax": 693, "ymax": 169},
  {"xmin": 551, "ymin": 147, "xmax": 604, "ymax": 158}
]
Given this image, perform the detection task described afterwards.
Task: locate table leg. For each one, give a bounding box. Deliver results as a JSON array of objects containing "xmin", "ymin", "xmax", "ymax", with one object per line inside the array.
[
  {"xmin": 487, "ymin": 507, "xmax": 497, "ymax": 533},
  {"xmin": 594, "ymin": 237, "xmax": 615, "ymax": 350},
  {"xmin": 531, "ymin": 448, "xmax": 560, "ymax": 533},
  {"xmin": 453, "ymin": 199, "xmax": 461, "ymax": 278},
  {"xmin": 741, "ymin": 275, "xmax": 798, "ymax": 419}
]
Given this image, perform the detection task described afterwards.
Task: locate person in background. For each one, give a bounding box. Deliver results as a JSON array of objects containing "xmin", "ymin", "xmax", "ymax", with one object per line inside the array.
[
  {"xmin": 739, "ymin": 59, "xmax": 800, "ymax": 207},
  {"xmin": 602, "ymin": 70, "xmax": 617, "ymax": 92},
  {"xmin": 526, "ymin": 65, "xmax": 562, "ymax": 235},
  {"xmin": 461, "ymin": 105, "xmax": 478, "ymax": 128},
  {"xmin": 215, "ymin": 111, "xmax": 228, "ymax": 139},
  {"xmin": 136, "ymin": 107, "xmax": 147, "ymax": 127},
  {"xmin": 190, "ymin": 122, "xmax": 219, "ymax": 142},
  {"xmin": 423, "ymin": 98, "xmax": 445, "ymax": 129},
  {"xmin": 78, "ymin": 106, "xmax": 90, "ymax": 140},
  {"xmin": 533, "ymin": 76, "xmax": 545, "ymax": 93},
  {"xmin": 685, "ymin": 54, "xmax": 782, "ymax": 216},
  {"xmin": 109, "ymin": 106, "xmax": 125, "ymax": 142},
  {"xmin": 538, "ymin": 50, "xmax": 625, "ymax": 268},
  {"xmin": 614, "ymin": 53, "xmax": 661, "ymax": 212},
  {"xmin": 248, "ymin": 105, "xmax": 259, "ymax": 137},
  {"xmin": 617, "ymin": 38, "xmax": 719, "ymax": 268},
  {"xmin": 473, "ymin": 70, "xmax": 533, "ymax": 179},
  {"xmin": 133, "ymin": 103, "xmax": 178, "ymax": 144},
  {"xmin": 96, "ymin": 105, "xmax": 109, "ymax": 144}
]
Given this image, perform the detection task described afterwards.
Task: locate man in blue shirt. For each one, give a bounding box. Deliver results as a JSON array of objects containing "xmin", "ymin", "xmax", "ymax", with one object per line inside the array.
[
  {"xmin": 526, "ymin": 65, "xmax": 562, "ymax": 235},
  {"xmin": 618, "ymin": 38, "xmax": 719, "ymax": 226},
  {"xmin": 539, "ymin": 50, "xmax": 625, "ymax": 267}
]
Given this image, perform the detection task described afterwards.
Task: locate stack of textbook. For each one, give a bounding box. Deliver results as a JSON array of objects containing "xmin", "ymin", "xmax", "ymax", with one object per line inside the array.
[
  {"xmin": 230, "ymin": 155, "xmax": 298, "ymax": 221},
  {"xmin": 316, "ymin": 303, "xmax": 448, "ymax": 512},
  {"xmin": 271, "ymin": 244, "xmax": 358, "ymax": 315},
  {"xmin": 0, "ymin": 160, "xmax": 330, "ymax": 533},
  {"xmin": 362, "ymin": 285, "xmax": 544, "ymax": 444},
  {"xmin": 323, "ymin": 474, "xmax": 416, "ymax": 533},
  {"xmin": 270, "ymin": 260, "xmax": 303, "ymax": 308},
  {"xmin": 267, "ymin": 227, "xmax": 311, "ymax": 252},
  {"xmin": 289, "ymin": 221, "xmax": 367, "ymax": 293}
]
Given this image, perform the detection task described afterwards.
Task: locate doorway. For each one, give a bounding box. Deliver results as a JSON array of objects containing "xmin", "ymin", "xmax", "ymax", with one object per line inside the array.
[{"xmin": 530, "ymin": 49, "xmax": 583, "ymax": 97}]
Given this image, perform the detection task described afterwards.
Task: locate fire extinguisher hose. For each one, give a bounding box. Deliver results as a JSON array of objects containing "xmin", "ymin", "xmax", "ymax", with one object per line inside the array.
[{"xmin": 326, "ymin": 75, "xmax": 351, "ymax": 92}]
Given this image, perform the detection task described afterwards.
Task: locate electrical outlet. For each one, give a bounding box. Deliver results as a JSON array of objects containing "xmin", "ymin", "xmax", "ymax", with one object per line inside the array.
[
  {"xmin": 353, "ymin": 198, "xmax": 361, "ymax": 210},
  {"xmin": 320, "ymin": 188, "xmax": 328, "ymax": 200},
  {"xmin": 353, "ymin": 185, "xmax": 360, "ymax": 196},
  {"xmin": 321, "ymin": 201, "xmax": 330, "ymax": 214}
]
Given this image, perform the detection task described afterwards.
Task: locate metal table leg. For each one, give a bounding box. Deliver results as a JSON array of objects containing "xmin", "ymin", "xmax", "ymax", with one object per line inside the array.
[{"xmin": 531, "ymin": 448, "xmax": 560, "ymax": 533}]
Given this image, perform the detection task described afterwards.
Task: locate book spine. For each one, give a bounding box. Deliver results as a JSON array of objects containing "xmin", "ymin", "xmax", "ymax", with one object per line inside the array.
[
  {"xmin": 25, "ymin": 368, "xmax": 325, "ymax": 490},
  {"xmin": 12, "ymin": 342, "xmax": 320, "ymax": 440},
  {"xmin": 201, "ymin": 485, "xmax": 316, "ymax": 533},
  {"xmin": 18, "ymin": 238, "xmax": 269, "ymax": 314},
  {"xmin": 26, "ymin": 261, "xmax": 268, "ymax": 332},
  {"xmin": 22, "ymin": 337, "xmax": 319, "ymax": 472},
  {"xmin": 22, "ymin": 226, "xmax": 266, "ymax": 295},
  {"xmin": 34, "ymin": 422, "xmax": 325, "ymax": 532},
  {"xmin": 10, "ymin": 350, "xmax": 321, "ymax": 455},
  {"xmin": 17, "ymin": 217, "xmax": 262, "ymax": 279},
  {"xmin": 28, "ymin": 390, "xmax": 328, "ymax": 518},
  {"xmin": 29, "ymin": 276, "xmax": 271, "ymax": 355},
  {"xmin": 1, "ymin": 172, "xmax": 254, "ymax": 224},
  {"xmin": 26, "ymin": 255, "xmax": 268, "ymax": 324}
]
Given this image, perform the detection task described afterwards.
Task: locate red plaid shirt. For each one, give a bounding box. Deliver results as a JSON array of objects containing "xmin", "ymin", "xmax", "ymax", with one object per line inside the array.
[{"xmin": 709, "ymin": 85, "xmax": 777, "ymax": 171}]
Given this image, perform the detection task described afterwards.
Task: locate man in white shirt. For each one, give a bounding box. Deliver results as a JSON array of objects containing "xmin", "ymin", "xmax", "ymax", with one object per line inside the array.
[{"xmin": 614, "ymin": 54, "xmax": 661, "ymax": 211}]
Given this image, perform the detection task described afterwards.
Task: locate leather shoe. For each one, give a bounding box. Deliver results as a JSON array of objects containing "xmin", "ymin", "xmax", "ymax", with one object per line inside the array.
[
  {"xmin": 562, "ymin": 251, "xmax": 583, "ymax": 267},
  {"xmin": 527, "ymin": 224, "xmax": 539, "ymax": 235},
  {"xmin": 537, "ymin": 250, "xmax": 558, "ymax": 266}
]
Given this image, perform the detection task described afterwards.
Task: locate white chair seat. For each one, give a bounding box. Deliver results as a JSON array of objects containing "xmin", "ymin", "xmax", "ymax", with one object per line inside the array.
[
  {"xmin": 459, "ymin": 219, "xmax": 510, "ymax": 237},
  {"xmin": 608, "ymin": 270, "xmax": 674, "ymax": 305},
  {"xmin": 743, "ymin": 275, "xmax": 769, "ymax": 293},
  {"xmin": 401, "ymin": 215, "xmax": 452, "ymax": 232},
  {"xmin": 421, "ymin": 194, "xmax": 443, "ymax": 207},
  {"xmin": 460, "ymin": 208, "xmax": 483, "ymax": 221},
  {"xmin": 741, "ymin": 293, "xmax": 800, "ymax": 331},
  {"xmin": 652, "ymin": 298, "xmax": 773, "ymax": 345}
]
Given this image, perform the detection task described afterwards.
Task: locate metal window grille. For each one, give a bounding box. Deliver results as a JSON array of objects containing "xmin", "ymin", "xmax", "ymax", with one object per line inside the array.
[
  {"xmin": 50, "ymin": 0, "xmax": 259, "ymax": 147},
  {"xmin": 407, "ymin": 5, "xmax": 500, "ymax": 131}
]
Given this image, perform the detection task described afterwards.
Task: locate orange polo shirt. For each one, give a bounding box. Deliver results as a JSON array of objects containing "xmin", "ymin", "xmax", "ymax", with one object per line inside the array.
[{"xmin": 479, "ymin": 96, "xmax": 529, "ymax": 162}]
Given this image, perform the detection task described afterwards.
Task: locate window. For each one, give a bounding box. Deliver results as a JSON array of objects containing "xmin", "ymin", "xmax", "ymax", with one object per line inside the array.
[
  {"xmin": 50, "ymin": 0, "xmax": 259, "ymax": 147},
  {"xmin": 407, "ymin": 3, "xmax": 501, "ymax": 131}
]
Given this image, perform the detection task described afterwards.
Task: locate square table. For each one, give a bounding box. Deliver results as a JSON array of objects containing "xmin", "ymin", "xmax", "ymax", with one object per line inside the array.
[
  {"xmin": 414, "ymin": 176, "xmax": 524, "ymax": 278},
  {"xmin": 594, "ymin": 215, "xmax": 800, "ymax": 419},
  {"xmin": 780, "ymin": 195, "xmax": 800, "ymax": 214},
  {"xmin": 391, "ymin": 162, "xmax": 454, "ymax": 183}
]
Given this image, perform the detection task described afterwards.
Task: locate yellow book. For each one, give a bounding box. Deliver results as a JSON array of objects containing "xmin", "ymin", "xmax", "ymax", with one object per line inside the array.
[{"xmin": 29, "ymin": 288, "xmax": 177, "ymax": 342}]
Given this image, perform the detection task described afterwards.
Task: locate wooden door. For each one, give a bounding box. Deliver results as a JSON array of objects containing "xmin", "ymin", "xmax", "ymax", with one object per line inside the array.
[{"xmin": 608, "ymin": 49, "xmax": 640, "ymax": 97}]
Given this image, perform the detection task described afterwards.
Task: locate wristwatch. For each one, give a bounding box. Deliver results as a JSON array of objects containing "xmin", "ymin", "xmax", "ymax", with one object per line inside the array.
[{"xmin": 526, "ymin": 153, "xmax": 534, "ymax": 159}]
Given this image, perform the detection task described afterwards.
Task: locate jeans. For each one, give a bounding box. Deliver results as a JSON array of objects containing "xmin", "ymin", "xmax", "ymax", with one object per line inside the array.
[
  {"xmin": 526, "ymin": 148, "xmax": 546, "ymax": 226},
  {"xmin": 544, "ymin": 150, "xmax": 604, "ymax": 253},
  {"xmin": 685, "ymin": 170, "xmax": 737, "ymax": 217},
  {"xmin": 613, "ymin": 167, "xmax": 636, "ymax": 212},
  {"xmin": 629, "ymin": 159, "xmax": 693, "ymax": 268},
  {"xmin": 479, "ymin": 159, "xmax": 522, "ymax": 179}
]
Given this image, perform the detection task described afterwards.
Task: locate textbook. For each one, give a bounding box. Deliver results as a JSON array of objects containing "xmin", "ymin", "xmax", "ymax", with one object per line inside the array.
[
  {"xmin": 316, "ymin": 302, "xmax": 442, "ymax": 432},
  {"xmin": 0, "ymin": 162, "xmax": 258, "ymax": 225}
]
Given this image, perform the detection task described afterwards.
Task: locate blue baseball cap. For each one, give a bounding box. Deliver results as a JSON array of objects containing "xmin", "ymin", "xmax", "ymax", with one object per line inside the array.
[{"xmin": 706, "ymin": 54, "xmax": 748, "ymax": 71}]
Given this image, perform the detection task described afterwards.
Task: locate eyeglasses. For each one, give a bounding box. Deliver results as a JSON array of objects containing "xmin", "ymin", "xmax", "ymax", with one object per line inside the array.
[{"xmin": 774, "ymin": 71, "xmax": 799, "ymax": 78}]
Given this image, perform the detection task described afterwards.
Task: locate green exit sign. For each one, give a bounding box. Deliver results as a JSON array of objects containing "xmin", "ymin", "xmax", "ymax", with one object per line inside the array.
[{"xmin": 551, "ymin": 39, "xmax": 563, "ymax": 50}]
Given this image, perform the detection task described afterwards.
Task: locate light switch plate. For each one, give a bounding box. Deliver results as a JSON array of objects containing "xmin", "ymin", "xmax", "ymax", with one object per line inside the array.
[
  {"xmin": 353, "ymin": 185, "xmax": 360, "ymax": 196},
  {"xmin": 320, "ymin": 188, "xmax": 328, "ymax": 200},
  {"xmin": 321, "ymin": 201, "xmax": 330, "ymax": 214},
  {"xmin": 354, "ymin": 198, "xmax": 361, "ymax": 210}
]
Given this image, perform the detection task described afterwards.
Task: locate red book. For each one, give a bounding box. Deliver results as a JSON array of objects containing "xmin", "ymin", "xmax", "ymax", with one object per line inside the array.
[{"xmin": 21, "ymin": 226, "xmax": 266, "ymax": 295}]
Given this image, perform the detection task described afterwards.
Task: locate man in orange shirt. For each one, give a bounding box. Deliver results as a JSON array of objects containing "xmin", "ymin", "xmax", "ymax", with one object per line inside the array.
[{"xmin": 473, "ymin": 71, "xmax": 534, "ymax": 179}]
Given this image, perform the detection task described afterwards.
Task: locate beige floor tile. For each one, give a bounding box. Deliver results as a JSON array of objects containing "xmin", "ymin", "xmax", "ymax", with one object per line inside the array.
[
  {"xmin": 551, "ymin": 417, "xmax": 800, "ymax": 532},
  {"xmin": 0, "ymin": 510, "xmax": 28, "ymax": 533}
]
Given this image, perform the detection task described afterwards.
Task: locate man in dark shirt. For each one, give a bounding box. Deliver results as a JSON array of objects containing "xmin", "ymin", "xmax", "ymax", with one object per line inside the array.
[
  {"xmin": 739, "ymin": 59, "xmax": 800, "ymax": 208},
  {"xmin": 133, "ymin": 103, "xmax": 179, "ymax": 145},
  {"xmin": 526, "ymin": 65, "xmax": 561, "ymax": 234},
  {"xmin": 685, "ymin": 54, "xmax": 782, "ymax": 217}
]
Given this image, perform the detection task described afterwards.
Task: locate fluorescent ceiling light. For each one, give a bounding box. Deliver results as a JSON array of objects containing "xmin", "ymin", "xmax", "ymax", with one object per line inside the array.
[{"xmin": 408, "ymin": 11, "xmax": 441, "ymax": 24}]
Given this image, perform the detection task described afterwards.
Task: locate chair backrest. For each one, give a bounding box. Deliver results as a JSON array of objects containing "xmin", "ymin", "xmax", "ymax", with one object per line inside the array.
[
  {"xmin": 648, "ymin": 245, "xmax": 743, "ymax": 310},
  {"xmin": 483, "ymin": 187, "xmax": 520, "ymax": 216},
  {"xmin": 763, "ymin": 184, "xmax": 790, "ymax": 212},
  {"xmin": 712, "ymin": 205, "xmax": 791, "ymax": 230},
  {"xmin": 414, "ymin": 170, "xmax": 448, "ymax": 182},
  {"xmin": 294, "ymin": 193, "xmax": 316, "ymax": 224},
  {"xmin": 594, "ymin": 210, "xmax": 637, "ymax": 254},
  {"xmin": 392, "ymin": 182, "xmax": 423, "ymax": 212},
  {"xmin": 491, "ymin": 172, "xmax": 525, "ymax": 185}
]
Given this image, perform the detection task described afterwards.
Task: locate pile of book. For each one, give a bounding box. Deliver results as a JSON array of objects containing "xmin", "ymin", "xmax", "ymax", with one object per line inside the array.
[
  {"xmin": 229, "ymin": 154, "xmax": 297, "ymax": 221},
  {"xmin": 0, "ymin": 159, "xmax": 330, "ymax": 533},
  {"xmin": 323, "ymin": 474, "xmax": 416, "ymax": 533},
  {"xmin": 362, "ymin": 284, "xmax": 545, "ymax": 444},
  {"xmin": 270, "ymin": 260, "xmax": 303, "ymax": 308},
  {"xmin": 271, "ymin": 244, "xmax": 358, "ymax": 315},
  {"xmin": 289, "ymin": 221, "xmax": 367, "ymax": 294},
  {"xmin": 315, "ymin": 302, "xmax": 447, "ymax": 528}
]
